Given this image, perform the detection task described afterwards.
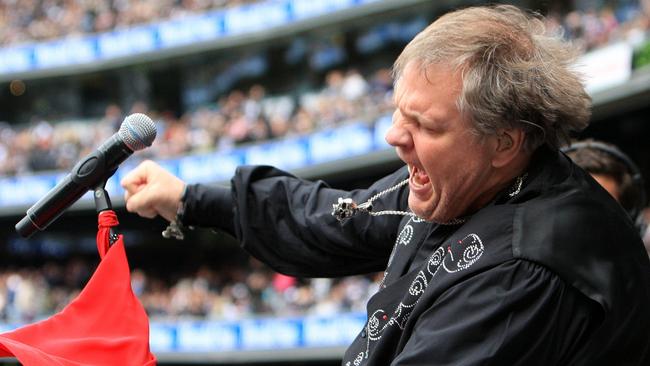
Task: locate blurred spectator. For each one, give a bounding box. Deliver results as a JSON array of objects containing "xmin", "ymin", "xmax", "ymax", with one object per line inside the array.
[
  {"xmin": 27, "ymin": 121, "xmax": 57, "ymax": 172},
  {"xmin": 564, "ymin": 139, "xmax": 646, "ymax": 222}
]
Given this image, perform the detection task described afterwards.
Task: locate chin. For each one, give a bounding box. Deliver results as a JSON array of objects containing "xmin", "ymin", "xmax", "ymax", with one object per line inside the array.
[
  {"xmin": 408, "ymin": 198, "xmax": 435, "ymax": 221},
  {"xmin": 409, "ymin": 200, "xmax": 459, "ymax": 224}
]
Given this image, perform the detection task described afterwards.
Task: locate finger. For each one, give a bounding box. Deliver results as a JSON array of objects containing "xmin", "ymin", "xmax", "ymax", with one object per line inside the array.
[
  {"xmin": 121, "ymin": 173, "xmax": 145, "ymax": 194},
  {"xmin": 124, "ymin": 189, "xmax": 133, "ymax": 203},
  {"xmin": 123, "ymin": 178, "xmax": 148, "ymax": 202},
  {"xmin": 136, "ymin": 207, "xmax": 159, "ymax": 219},
  {"xmin": 124, "ymin": 185, "xmax": 159, "ymax": 217},
  {"xmin": 120, "ymin": 161, "xmax": 151, "ymax": 193}
]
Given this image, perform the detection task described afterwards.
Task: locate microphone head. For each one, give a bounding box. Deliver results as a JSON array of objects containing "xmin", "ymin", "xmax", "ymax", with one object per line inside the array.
[{"xmin": 118, "ymin": 113, "xmax": 157, "ymax": 151}]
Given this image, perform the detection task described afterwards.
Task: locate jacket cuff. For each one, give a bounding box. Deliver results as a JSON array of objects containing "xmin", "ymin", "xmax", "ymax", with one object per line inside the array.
[{"xmin": 181, "ymin": 183, "xmax": 236, "ymax": 236}]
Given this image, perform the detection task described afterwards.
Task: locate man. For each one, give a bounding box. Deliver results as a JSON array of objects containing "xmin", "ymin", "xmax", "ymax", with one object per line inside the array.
[
  {"xmin": 564, "ymin": 140, "xmax": 646, "ymax": 222},
  {"xmin": 122, "ymin": 5, "xmax": 650, "ymax": 365},
  {"xmin": 565, "ymin": 139, "xmax": 649, "ymax": 256}
]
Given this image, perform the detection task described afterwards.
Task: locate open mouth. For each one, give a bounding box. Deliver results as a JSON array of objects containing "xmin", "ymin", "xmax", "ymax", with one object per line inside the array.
[{"xmin": 408, "ymin": 164, "xmax": 431, "ymax": 192}]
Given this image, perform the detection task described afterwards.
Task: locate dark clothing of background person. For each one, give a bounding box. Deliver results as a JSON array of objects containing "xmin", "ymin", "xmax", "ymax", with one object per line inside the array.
[{"xmin": 180, "ymin": 147, "xmax": 650, "ymax": 365}]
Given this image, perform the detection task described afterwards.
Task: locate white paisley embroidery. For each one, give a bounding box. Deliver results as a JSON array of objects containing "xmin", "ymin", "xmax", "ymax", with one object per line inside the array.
[
  {"xmin": 442, "ymin": 234, "xmax": 484, "ymax": 273},
  {"xmin": 350, "ymin": 233, "xmax": 486, "ymax": 365},
  {"xmin": 367, "ymin": 310, "xmax": 387, "ymax": 341},
  {"xmin": 396, "ymin": 225, "xmax": 413, "ymax": 246},
  {"xmin": 382, "ymin": 217, "xmax": 422, "ymax": 289},
  {"xmin": 353, "ymin": 352, "xmax": 364, "ymax": 366},
  {"xmin": 408, "ymin": 271, "xmax": 428, "ymax": 297},
  {"xmin": 411, "ymin": 216, "xmax": 426, "ymax": 223},
  {"xmin": 427, "ymin": 247, "xmax": 446, "ymax": 275}
]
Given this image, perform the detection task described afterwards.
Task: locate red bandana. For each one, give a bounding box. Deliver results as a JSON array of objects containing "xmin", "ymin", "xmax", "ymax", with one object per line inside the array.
[{"xmin": 0, "ymin": 210, "xmax": 157, "ymax": 365}]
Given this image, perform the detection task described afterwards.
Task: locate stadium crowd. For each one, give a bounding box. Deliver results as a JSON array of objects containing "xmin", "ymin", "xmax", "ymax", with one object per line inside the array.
[
  {"xmin": 0, "ymin": 0, "xmax": 647, "ymax": 48},
  {"xmin": 0, "ymin": 258, "xmax": 381, "ymax": 323},
  {"xmin": 544, "ymin": 0, "xmax": 650, "ymax": 52},
  {"xmin": 0, "ymin": 67, "xmax": 394, "ymax": 176},
  {"xmin": 1, "ymin": 224, "xmax": 648, "ymax": 324},
  {"xmin": 0, "ymin": 1, "xmax": 649, "ymax": 178},
  {"xmin": 0, "ymin": 0, "xmax": 262, "ymax": 46},
  {"xmin": 0, "ymin": 0, "xmax": 650, "ymax": 326}
]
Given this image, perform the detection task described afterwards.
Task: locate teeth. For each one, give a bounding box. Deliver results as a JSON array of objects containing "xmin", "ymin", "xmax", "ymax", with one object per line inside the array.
[{"xmin": 410, "ymin": 165, "xmax": 429, "ymax": 186}]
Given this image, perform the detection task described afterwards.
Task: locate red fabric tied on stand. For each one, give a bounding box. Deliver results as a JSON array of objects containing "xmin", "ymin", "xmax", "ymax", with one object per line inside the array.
[{"xmin": 0, "ymin": 210, "xmax": 157, "ymax": 365}]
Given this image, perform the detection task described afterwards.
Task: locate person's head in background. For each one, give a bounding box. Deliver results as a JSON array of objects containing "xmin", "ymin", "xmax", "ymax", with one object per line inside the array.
[{"xmin": 565, "ymin": 140, "xmax": 649, "ymax": 253}]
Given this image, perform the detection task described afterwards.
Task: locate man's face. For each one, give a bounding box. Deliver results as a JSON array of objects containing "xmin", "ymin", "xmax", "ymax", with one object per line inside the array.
[{"xmin": 385, "ymin": 62, "xmax": 499, "ymax": 223}]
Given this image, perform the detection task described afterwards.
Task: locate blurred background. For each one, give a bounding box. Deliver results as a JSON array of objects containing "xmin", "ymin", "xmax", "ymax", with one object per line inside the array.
[{"xmin": 0, "ymin": 0, "xmax": 648, "ymax": 364}]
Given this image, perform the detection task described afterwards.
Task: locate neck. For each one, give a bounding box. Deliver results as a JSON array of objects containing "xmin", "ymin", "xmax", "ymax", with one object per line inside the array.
[{"xmin": 467, "ymin": 151, "xmax": 533, "ymax": 214}]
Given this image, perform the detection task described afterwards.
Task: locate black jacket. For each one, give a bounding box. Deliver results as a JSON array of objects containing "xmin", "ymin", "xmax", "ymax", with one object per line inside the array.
[{"xmin": 183, "ymin": 147, "xmax": 650, "ymax": 365}]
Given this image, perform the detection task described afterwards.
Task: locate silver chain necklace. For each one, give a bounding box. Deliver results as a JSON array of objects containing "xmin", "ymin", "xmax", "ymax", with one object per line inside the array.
[
  {"xmin": 331, "ymin": 173, "xmax": 527, "ymax": 225},
  {"xmin": 332, "ymin": 178, "xmax": 412, "ymax": 220},
  {"xmin": 331, "ymin": 179, "xmax": 466, "ymax": 225}
]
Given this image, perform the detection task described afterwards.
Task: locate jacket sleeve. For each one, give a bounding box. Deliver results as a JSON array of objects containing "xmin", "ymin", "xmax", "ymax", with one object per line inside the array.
[
  {"xmin": 392, "ymin": 259, "xmax": 602, "ymax": 365},
  {"xmin": 184, "ymin": 165, "xmax": 410, "ymax": 277}
]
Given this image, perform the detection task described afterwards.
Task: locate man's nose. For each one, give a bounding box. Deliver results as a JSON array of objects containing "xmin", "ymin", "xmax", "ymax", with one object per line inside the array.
[{"xmin": 385, "ymin": 122, "xmax": 411, "ymax": 148}]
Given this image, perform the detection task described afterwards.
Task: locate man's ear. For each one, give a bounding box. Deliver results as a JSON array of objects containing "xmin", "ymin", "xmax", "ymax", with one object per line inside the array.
[{"xmin": 492, "ymin": 128, "xmax": 526, "ymax": 168}]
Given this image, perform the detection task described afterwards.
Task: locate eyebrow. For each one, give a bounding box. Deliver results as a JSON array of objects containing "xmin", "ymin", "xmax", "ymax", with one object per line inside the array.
[
  {"xmin": 400, "ymin": 108, "xmax": 422, "ymax": 121},
  {"xmin": 400, "ymin": 107, "xmax": 435, "ymax": 126},
  {"xmin": 393, "ymin": 87, "xmax": 446, "ymax": 126}
]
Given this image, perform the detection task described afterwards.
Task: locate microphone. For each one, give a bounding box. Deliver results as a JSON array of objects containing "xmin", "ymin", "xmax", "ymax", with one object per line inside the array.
[{"xmin": 15, "ymin": 113, "xmax": 157, "ymax": 238}]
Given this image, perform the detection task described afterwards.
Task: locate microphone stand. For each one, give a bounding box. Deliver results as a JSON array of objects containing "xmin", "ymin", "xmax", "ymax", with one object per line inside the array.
[{"xmin": 93, "ymin": 176, "xmax": 119, "ymax": 245}]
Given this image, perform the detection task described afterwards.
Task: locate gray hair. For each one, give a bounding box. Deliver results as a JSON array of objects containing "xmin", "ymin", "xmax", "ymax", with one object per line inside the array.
[{"xmin": 393, "ymin": 5, "xmax": 591, "ymax": 151}]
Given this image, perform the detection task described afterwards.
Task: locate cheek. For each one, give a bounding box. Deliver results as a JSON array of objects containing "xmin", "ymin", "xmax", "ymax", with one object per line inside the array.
[{"xmin": 428, "ymin": 150, "xmax": 487, "ymax": 188}]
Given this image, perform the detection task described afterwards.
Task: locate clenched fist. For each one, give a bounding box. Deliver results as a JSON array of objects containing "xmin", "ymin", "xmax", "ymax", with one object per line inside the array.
[{"xmin": 121, "ymin": 160, "xmax": 186, "ymax": 222}]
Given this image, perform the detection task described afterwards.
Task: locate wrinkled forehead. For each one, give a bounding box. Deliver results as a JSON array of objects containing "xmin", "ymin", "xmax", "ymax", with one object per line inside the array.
[
  {"xmin": 392, "ymin": 61, "xmax": 469, "ymax": 126},
  {"xmin": 393, "ymin": 61, "xmax": 463, "ymax": 103}
]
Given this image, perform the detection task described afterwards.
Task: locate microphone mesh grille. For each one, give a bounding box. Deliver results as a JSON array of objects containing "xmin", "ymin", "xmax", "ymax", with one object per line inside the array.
[{"xmin": 118, "ymin": 113, "xmax": 157, "ymax": 151}]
